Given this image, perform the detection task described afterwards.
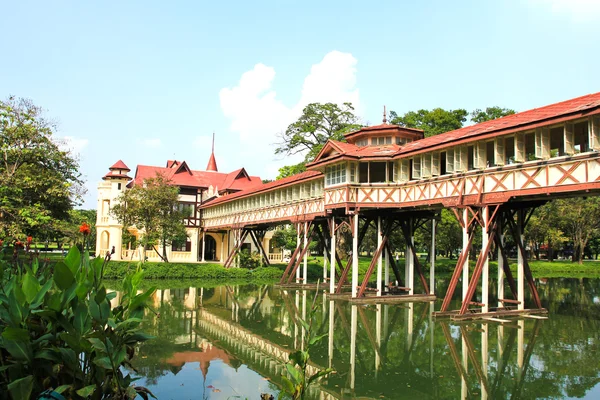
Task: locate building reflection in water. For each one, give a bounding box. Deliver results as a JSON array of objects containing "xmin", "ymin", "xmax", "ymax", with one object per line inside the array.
[{"xmin": 115, "ymin": 284, "xmax": 599, "ymax": 400}]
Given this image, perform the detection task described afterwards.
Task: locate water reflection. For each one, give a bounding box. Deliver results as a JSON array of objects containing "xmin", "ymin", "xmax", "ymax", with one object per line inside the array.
[{"xmin": 122, "ymin": 278, "xmax": 600, "ymax": 399}]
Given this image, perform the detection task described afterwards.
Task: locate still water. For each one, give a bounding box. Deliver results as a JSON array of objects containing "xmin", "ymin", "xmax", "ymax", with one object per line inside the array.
[{"xmin": 119, "ymin": 278, "xmax": 600, "ymax": 399}]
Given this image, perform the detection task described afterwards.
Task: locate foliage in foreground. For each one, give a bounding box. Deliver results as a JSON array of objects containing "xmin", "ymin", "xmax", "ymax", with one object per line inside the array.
[
  {"xmin": 279, "ymin": 284, "xmax": 334, "ymax": 400},
  {"xmin": 0, "ymin": 246, "xmax": 156, "ymax": 399}
]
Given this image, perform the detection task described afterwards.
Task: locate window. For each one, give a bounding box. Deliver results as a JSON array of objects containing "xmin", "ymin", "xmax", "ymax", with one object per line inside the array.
[
  {"xmin": 325, "ymin": 163, "xmax": 347, "ymax": 186},
  {"xmin": 389, "ymin": 161, "xmax": 398, "ymax": 181},
  {"xmin": 535, "ymin": 128, "xmax": 550, "ymax": 159},
  {"xmin": 590, "ymin": 117, "xmax": 600, "ymax": 151},
  {"xmin": 177, "ymin": 203, "xmax": 194, "ymax": 217},
  {"xmin": 399, "ymin": 159, "xmax": 410, "ymax": 182},
  {"xmin": 495, "ymin": 137, "xmax": 505, "ymax": 165},
  {"xmin": 440, "ymin": 152, "xmax": 447, "ymax": 175},
  {"xmin": 412, "ymin": 157, "xmax": 421, "ymax": 180},
  {"xmin": 505, "ymin": 136, "xmax": 515, "ymax": 164},
  {"xmin": 486, "ymin": 141, "xmax": 495, "ymax": 167},
  {"xmin": 467, "ymin": 145, "xmax": 475, "ymax": 170},
  {"xmin": 359, "ymin": 163, "xmax": 369, "ymax": 183},
  {"xmin": 574, "ymin": 121, "xmax": 589, "ymax": 153},
  {"xmin": 446, "ymin": 149, "xmax": 454, "ymax": 173},
  {"xmin": 172, "ymin": 238, "xmax": 191, "ymax": 252},
  {"xmin": 370, "ymin": 162, "xmax": 386, "ymax": 183},
  {"xmin": 514, "ymin": 134, "xmax": 525, "ymax": 162},
  {"xmin": 117, "ymin": 183, "xmax": 122, "ymax": 190},
  {"xmin": 474, "ymin": 142, "xmax": 486, "ymax": 169},
  {"xmin": 356, "ymin": 139, "xmax": 368, "ymax": 147},
  {"xmin": 349, "ymin": 163, "xmax": 357, "ymax": 183},
  {"xmin": 432, "ymin": 152, "xmax": 440, "ymax": 176},
  {"xmin": 525, "ymin": 132, "xmax": 535, "ymax": 160},
  {"xmin": 455, "ymin": 147, "xmax": 468, "ymax": 172},
  {"xmin": 385, "ymin": 137, "xmax": 392, "ymax": 144},
  {"xmin": 422, "ymin": 154, "xmax": 432, "ymax": 178}
]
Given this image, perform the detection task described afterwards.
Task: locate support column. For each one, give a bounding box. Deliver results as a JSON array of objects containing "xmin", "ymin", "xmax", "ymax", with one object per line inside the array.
[
  {"xmin": 220, "ymin": 233, "xmax": 225, "ymax": 264},
  {"xmin": 462, "ymin": 208, "xmax": 470, "ymax": 301},
  {"xmin": 497, "ymin": 218, "xmax": 504, "ymax": 308},
  {"xmin": 351, "ymin": 214, "xmax": 359, "ymax": 298},
  {"xmin": 517, "ymin": 210, "xmax": 525, "ymax": 311},
  {"xmin": 303, "ymin": 221, "xmax": 308, "ymax": 285},
  {"xmin": 201, "ymin": 231, "xmax": 206, "ymax": 262},
  {"xmin": 295, "ymin": 225, "xmax": 301, "ymax": 283},
  {"xmin": 430, "ymin": 218, "xmax": 436, "ymax": 295},
  {"xmin": 482, "ymin": 206, "xmax": 489, "ymax": 313},
  {"xmin": 328, "ymin": 300, "xmax": 335, "ymax": 368},
  {"xmin": 350, "ymin": 304, "xmax": 357, "ymax": 390},
  {"xmin": 482, "ymin": 323, "xmax": 489, "ymax": 400},
  {"xmin": 376, "ymin": 217, "xmax": 383, "ymax": 297},
  {"xmin": 323, "ymin": 238, "xmax": 328, "ymax": 281},
  {"xmin": 375, "ymin": 304, "xmax": 382, "ymax": 373},
  {"xmin": 384, "ymin": 247, "xmax": 390, "ymax": 289},
  {"xmin": 405, "ymin": 218, "xmax": 414, "ymax": 295},
  {"xmin": 330, "ymin": 219, "xmax": 336, "ymax": 294},
  {"xmin": 461, "ymin": 334, "xmax": 468, "ymax": 400}
]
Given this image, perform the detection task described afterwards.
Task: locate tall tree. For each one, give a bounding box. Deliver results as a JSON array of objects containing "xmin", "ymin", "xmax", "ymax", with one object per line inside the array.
[
  {"xmin": 275, "ymin": 102, "xmax": 361, "ymax": 166},
  {"xmin": 0, "ymin": 96, "xmax": 81, "ymax": 239},
  {"xmin": 470, "ymin": 106, "xmax": 516, "ymax": 123},
  {"xmin": 111, "ymin": 173, "xmax": 188, "ymax": 262},
  {"xmin": 388, "ymin": 108, "xmax": 468, "ymax": 137},
  {"xmin": 276, "ymin": 162, "xmax": 306, "ymax": 180},
  {"xmin": 554, "ymin": 197, "xmax": 600, "ymax": 264}
]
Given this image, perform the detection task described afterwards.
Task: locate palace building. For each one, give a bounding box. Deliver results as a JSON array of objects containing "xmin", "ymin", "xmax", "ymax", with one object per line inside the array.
[{"xmin": 95, "ymin": 144, "xmax": 267, "ymax": 262}]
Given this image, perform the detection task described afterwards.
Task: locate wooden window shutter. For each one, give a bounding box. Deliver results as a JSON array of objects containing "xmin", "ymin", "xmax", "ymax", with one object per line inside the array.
[
  {"xmin": 432, "ymin": 152, "xmax": 440, "ymax": 176},
  {"xmin": 535, "ymin": 128, "xmax": 543, "ymax": 159},
  {"xmin": 495, "ymin": 137, "xmax": 505, "ymax": 166},
  {"xmin": 589, "ymin": 117, "xmax": 600, "ymax": 151},
  {"xmin": 446, "ymin": 149, "xmax": 455, "ymax": 173},
  {"xmin": 422, "ymin": 154, "xmax": 432, "ymax": 178},
  {"xmin": 541, "ymin": 128, "xmax": 550, "ymax": 159},
  {"xmin": 515, "ymin": 134, "xmax": 525, "ymax": 162},
  {"xmin": 399, "ymin": 159, "xmax": 410, "ymax": 182},
  {"xmin": 564, "ymin": 123, "xmax": 575, "ymax": 155},
  {"xmin": 412, "ymin": 157, "xmax": 422, "ymax": 179},
  {"xmin": 475, "ymin": 142, "xmax": 486, "ymax": 168}
]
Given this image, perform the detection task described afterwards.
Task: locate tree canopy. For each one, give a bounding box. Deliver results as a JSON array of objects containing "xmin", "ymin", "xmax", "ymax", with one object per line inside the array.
[
  {"xmin": 111, "ymin": 173, "xmax": 188, "ymax": 262},
  {"xmin": 0, "ymin": 96, "xmax": 81, "ymax": 240},
  {"xmin": 275, "ymin": 102, "xmax": 361, "ymax": 165},
  {"xmin": 389, "ymin": 108, "xmax": 468, "ymax": 137},
  {"xmin": 470, "ymin": 106, "xmax": 516, "ymax": 123}
]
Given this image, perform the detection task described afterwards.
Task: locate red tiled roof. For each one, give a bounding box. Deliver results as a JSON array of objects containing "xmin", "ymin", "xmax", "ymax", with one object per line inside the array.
[
  {"xmin": 344, "ymin": 123, "xmax": 424, "ymax": 140},
  {"xmin": 200, "ymin": 170, "xmax": 322, "ymax": 208},
  {"xmin": 131, "ymin": 162, "xmax": 263, "ymax": 193},
  {"xmin": 103, "ymin": 172, "xmax": 131, "ymax": 180},
  {"xmin": 309, "ymin": 91, "xmax": 600, "ymax": 166},
  {"xmin": 109, "ymin": 160, "xmax": 130, "ymax": 171},
  {"xmin": 206, "ymin": 152, "xmax": 218, "ymax": 172},
  {"xmin": 395, "ymin": 91, "xmax": 600, "ymax": 156}
]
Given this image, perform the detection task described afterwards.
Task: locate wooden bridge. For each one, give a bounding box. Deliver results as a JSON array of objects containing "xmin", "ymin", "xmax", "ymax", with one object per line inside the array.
[{"xmin": 199, "ymin": 92, "xmax": 600, "ymax": 319}]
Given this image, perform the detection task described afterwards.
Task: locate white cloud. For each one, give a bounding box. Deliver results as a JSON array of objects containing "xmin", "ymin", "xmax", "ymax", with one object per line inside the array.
[
  {"xmin": 219, "ymin": 51, "xmax": 360, "ymax": 178},
  {"xmin": 529, "ymin": 0, "xmax": 600, "ymax": 21},
  {"xmin": 57, "ymin": 136, "xmax": 89, "ymax": 154},
  {"xmin": 142, "ymin": 138, "xmax": 161, "ymax": 148}
]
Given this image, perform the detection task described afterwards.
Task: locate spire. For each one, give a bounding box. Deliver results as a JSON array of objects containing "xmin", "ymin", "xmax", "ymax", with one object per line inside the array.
[
  {"xmin": 383, "ymin": 105, "xmax": 387, "ymax": 124},
  {"xmin": 206, "ymin": 132, "xmax": 218, "ymax": 172}
]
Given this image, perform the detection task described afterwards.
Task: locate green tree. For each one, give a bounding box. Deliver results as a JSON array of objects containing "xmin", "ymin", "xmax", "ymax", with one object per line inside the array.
[
  {"xmin": 554, "ymin": 197, "xmax": 600, "ymax": 264},
  {"xmin": 277, "ymin": 162, "xmax": 307, "ymax": 180},
  {"xmin": 111, "ymin": 173, "xmax": 188, "ymax": 262},
  {"xmin": 436, "ymin": 209, "xmax": 462, "ymax": 258},
  {"xmin": 0, "ymin": 96, "xmax": 82, "ymax": 239},
  {"xmin": 275, "ymin": 102, "xmax": 361, "ymax": 164},
  {"xmin": 388, "ymin": 108, "xmax": 468, "ymax": 137},
  {"xmin": 470, "ymin": 106, "xmax": 516, "ymax": 123},
  {"xmin": 271, "ymin": 225, "xmax": 298, "ymax": 252}
]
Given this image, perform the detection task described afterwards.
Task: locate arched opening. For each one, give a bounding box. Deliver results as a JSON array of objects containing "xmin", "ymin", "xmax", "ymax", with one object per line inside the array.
[
  {"xmin": 100, "ymin": 231, "xmax": 110, "ymax": 251},
  {"xmin": 204, "ymin": 235, "xmax": 217, "ymax": 261}
]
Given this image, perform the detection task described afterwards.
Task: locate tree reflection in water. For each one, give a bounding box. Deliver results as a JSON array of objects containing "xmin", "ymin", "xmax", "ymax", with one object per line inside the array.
[{"xmin": 117, "ymin": 278, "xmax": 600, "ymax": 399}]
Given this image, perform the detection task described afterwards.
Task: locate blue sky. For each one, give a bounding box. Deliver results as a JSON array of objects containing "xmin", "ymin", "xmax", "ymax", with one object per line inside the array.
[{"xmin": 2, "ymin": 0, "xmax": 599, "ymax": 208}]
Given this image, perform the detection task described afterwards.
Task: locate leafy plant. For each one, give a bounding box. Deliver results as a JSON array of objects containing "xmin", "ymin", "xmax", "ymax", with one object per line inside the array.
[
  {"xmin": 237, "ymin": 249, "xmax": 262, "ymax": 269},
  {"xmin": 279, "ymin": 284, "xmax": 334, "ymax": 400},
  {"xmin": 0, "ymin": 244, "xmax": 157, "ymax": 399}
]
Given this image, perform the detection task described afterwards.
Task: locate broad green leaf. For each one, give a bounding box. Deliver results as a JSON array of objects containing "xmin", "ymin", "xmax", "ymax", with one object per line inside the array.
[
  {"xmin": 59, "ymin": 332, "xmax": 82, "ymax": 353},
  {"xmin": 30, "ymin": 279, "xmax": 53, "ymax": 309},
  {"xmin": 9, "ymin": 290, "xmax": 24, "ymax": 325},
  {"xmin": 309, "ymin": 333, "xmax": 328, "ymax": 346},
  {"xmin": 64, "ymin": 246, "xmax": 81, "ymax": 274},
  {"xmin": 22, "ymin": 272, "xmax": 40, "ymax": 303},
  {"xmin": 59, "ymin": 348, "xmax": 77, "ymax": 368},
  {"xmin": 2, "ymin": 327, "xmax": 29, "ymax": 341},
  {"xmin": 35, "ymin": 349, "xmax": 59, "ymax": 362},
  {"xmin": 307, "ymin": 368, "xmax": 335, "ymax": 385},
  {"xmin": 113, "ymin": 345, "xmax": 127, "ymax": 365},
  {"xmin": 123, "ymin": 331, "xmax": 155, "ymax": 344},
  {"xmin": 7, "ymin": 375, "xmax": 33, "ymax": 400},
  {"xmin": 297, "ymin": 318, "xmax": 310, "ymax": 333},
  {"xmin": 285, "ymin": 364, "xmax": 303, "ymax": 386},
  {"xmin": 74, "ymin": 303, "xmax": 89, "ymax": 335},
  {"xmin": 279, "ymin": 375, "xmax": 295, "ymax": 397},
  {"xmin": 88, "ymin": 338, "xmax": 106, "ymax": 352},
  {"xmin": 76, "ymin": 385, "xmax": 96, "ymax": 397},
  {"xmin": 54, "ymin": 262, "xmax": 75, "ymax": 290},
  {"xmin": 93, "ymin": 356, "xmax": 113, "ymax": 370},
  {"xmin": 54, "ymin": 385, "xmax": 72, "ymax": 394},
  {"xmin": 4, "ymin": 339, "xmax": 33, "ymax": 362},
  {"xmin": 94, "ymin": 286, "xmax": 106, "ymax": 304}
]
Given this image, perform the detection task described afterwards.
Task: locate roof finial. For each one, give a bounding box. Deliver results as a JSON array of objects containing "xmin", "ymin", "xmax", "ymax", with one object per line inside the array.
[
  {"xmin": 206, "ymin": 132, "xmax": 218, "ymax": 172},
  {"xmin": 211, "ymin": 132, "xmax": 215, "ymax": 153},
  {"xmin": 383, "ymin": 105, "xmax": 387, "ymax": 124}
]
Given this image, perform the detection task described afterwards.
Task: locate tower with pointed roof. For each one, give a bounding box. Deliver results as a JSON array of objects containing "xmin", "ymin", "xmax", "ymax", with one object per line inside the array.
[
  {"xmin": 206, "ymin": 132, "xmax": 218, "ymax": 172},
  {"xmin": 95, "ymin": 160, "xmax": 131, "ymax": 260}
]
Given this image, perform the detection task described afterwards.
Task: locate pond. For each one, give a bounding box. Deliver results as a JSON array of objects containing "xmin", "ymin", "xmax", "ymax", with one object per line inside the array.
[{"xmin": 116, "ymin": 277, "xmax": 600, "ymax": 399}]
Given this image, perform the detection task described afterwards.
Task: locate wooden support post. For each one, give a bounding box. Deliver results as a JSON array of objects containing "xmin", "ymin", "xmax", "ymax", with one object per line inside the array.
[
  {"xmin": 201, "ymin": 230, "xmax": 206, "ymax": 262},
  {"xmin": 430, "ymin": 218, "xmax": 436, "ymax": 295},
  {"xmin": 385, "ymin": 241, "xmax": 404, "ymax": 286},
  {"xmin": 330, "ymin": 218, "xmax": 336, "ymax": 294},
  {"xmin": 384, "ymin": 244, "xmax": 390, "ymax": 289},
  {"xmin": 287, "ymin": 223, "xmax": 314, "ymax": 284},
  {"xmin": 335, "ymin": 217, "xmax": 372, "ymax": 294},
  {"xmin": 279, "ymin": 238, "xmax": 303, "ymax": 284},
  {"xmin": 351, "ymin": 214, "xmax": 359, "ymax": 298},
  {"xmin": 356, "ymin": 233, "xmax": 388, "ymax": 298},
  {"xmin": 462, "ymin": 208, "xmax": 470, "ymax": 301},
  {"xmin": 296, "ymin": 224, "xmax": 301, "ymax": 282},
  {"xmin": 405, "ymin": 217, "xmax": 414, "ymax": 294},
  {"xmin": 223, "ymin": 229, "xmax": 249, "ymax": 268},
  {"xmin": 517, "ymin": 210, "xmax": 525, "ymax": 310},
  {"xmin": 376, "ymin": 216, "xmax": 383, "ymax": 297},
  {"xmin": 303, "ymin": 221, "xmax": 308, "ymax": 284},
  {"xmin": 482, "ymin": 206, "xmax": 490, "ymax": 313},
  {"xmin": 497, "ymin": 215, "xmax": 505, "ymax": 308},
  {"xmin": 249, "ymin": 230, "xmax": 271, "ymax": 267},
  {"xmin": 440, "ymin": 226, "xmax": 476, "ymax": 312}
]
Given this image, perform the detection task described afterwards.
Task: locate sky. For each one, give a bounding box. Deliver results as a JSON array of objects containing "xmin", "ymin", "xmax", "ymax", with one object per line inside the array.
[{"xmin": 2, "ymin": 0, "xmax": 600, "ymax": 209}]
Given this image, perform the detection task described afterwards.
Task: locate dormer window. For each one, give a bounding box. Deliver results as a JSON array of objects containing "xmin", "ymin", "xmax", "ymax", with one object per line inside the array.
[
  {"xmin": 371, "ymin": 137, "xmax": 392, "ymax": 145},
  {"xmin": 356, "ymin": 139, "xmax": 369, "ymax": 147}
]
